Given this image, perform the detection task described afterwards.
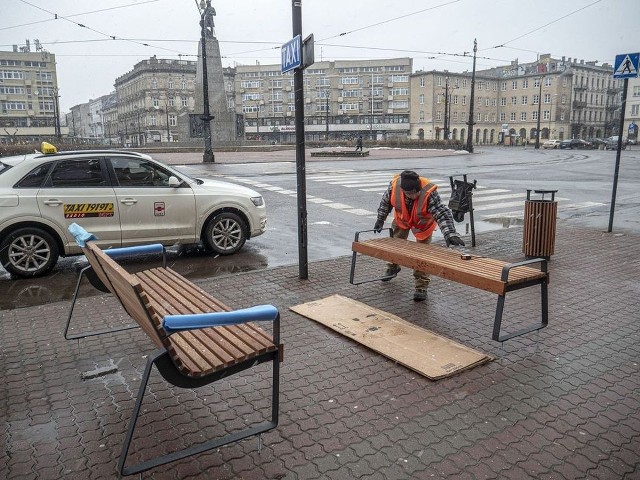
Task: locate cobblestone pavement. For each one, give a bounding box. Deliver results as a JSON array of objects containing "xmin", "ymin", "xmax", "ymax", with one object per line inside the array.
[{"xmin": 1, "ymin": 224, "xmax": 639, "ymax": 479}]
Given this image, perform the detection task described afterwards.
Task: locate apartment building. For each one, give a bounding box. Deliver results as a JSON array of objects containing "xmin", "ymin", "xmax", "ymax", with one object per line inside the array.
[
  {"xmin": 235, "ymin": 58, "xmax": 412, "ymax": 142},
  {"xmin": 411, "ymin": 55, "xmax": 621, "ymax": 144},
  {"xmin": 0, "ymin": 46, "xmax": 67, "ymax": 143},
  {"xmin": 627, "ymin": 76, "xmax": 640, "ymax": 143},
  {"xmin": 114, "ymin": 56, "xmax": 199, "ymax": 145}
]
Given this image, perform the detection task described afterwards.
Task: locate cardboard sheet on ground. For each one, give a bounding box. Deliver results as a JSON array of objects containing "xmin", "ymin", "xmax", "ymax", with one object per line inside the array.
[{"xmin": 290, "ymin": 294, "xmax": 493, "ymax": 380}]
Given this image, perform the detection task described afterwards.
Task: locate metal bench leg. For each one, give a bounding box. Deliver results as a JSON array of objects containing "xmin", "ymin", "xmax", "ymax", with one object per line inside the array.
[
  {"xmin": 350, "ymin": 229, "xmax": 397, "ymax": 285},
  {"xmin": 492, "ymin": 295, "xmax": 506, "ymax": 342},
  {"xmin": 493, "ymin": 281, "xmax": 549, "ymax": 342},
  {"xmin": 118, "ymin": 349, "xmax": 280, "ymax": 476},
  {"xmin": 64, "ymin": 265, "xmax": 137, "ymax": 341}
]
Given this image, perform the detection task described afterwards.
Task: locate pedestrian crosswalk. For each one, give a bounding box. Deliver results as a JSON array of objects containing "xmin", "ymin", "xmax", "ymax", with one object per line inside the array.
[{"xmin": 226, "ymin": 171, "xmax": 604, "ymax": 222}]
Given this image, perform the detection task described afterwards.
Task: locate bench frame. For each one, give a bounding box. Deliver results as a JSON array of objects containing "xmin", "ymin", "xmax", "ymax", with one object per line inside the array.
[
  {"xmin": 66, "ymin": 228, "xmax": 281, "ymax": 477},
  {"xmin": 350, "ymin": 229, "xmax": 549, "ymax": 343}
]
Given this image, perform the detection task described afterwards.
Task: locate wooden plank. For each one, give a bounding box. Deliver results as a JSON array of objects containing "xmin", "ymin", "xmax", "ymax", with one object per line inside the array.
[
  {"xmin": 291, "ymin": 295, "xmax": 493, "ymax": 380},
  {"xmin": 353, "ymin": 238, "xmax": 545, "ymax": 295}
]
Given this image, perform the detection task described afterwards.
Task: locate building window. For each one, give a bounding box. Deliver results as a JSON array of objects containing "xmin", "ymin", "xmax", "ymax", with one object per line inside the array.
[
  {"xmin": 182, "ymin": 97, "xmax": 188, "ymax": 107},
  {"xmin": 561, "ymin": 94, "xmax": 567, "ymax": 104},
  {"xmin": 512, "ymin": 80, "xmax": 518, "ymax": 90},
  {"xmin": 153, "ymin": 98, "xmax": 159, "ymax": 107},
  {"xmin": 169, "ymin": 114, "xmax": 177, "ymax": 126},
  {"xmin": 532, "ymin": 111, "xmax": 538, "ymax": 120},
  {"xmin": 545, "ymin": 77, "xmax": 552, "ymax": 86},
  {"xmin": 534, "ymin": 78, "xmax": 540, "ymax": 88},
  {"xmin": 168, "ymin": 79, "xmax": 173, "ymax": 89},
  {"xmin": 419, "ymin": 94, "xmax": 424, "ymax": 105},
  {"xmin": 522, "ymin": 96, "xmax": 528, "ymax": 105},
  {"xmin": 453, "ymin": 112, "xmax": 458, "ymax": 121},
  {"xmin": 477, "ymin": 113, "xmax": 482, "ymax": 121},
  {"xmin": 501, "ymin": 81, "xmax": 507, "ymax": 91},
  {"xmin": 453, "ymin": 95, "xmax": 458, "ymax": 105},
  {"xmin": 168, "ymin": 97, "xmax": 175, "ymax": 107},
  {"xmin": 151, "ymin": 78, "xmax": 157, "ymax": 89},
  {"xmin": 523, "ymin": 79, "xmax": 528, "ymax": 89},
  {"xmin": 543, "ymin": 110, "xmax": 550, "ymax": 120},
  {"xmin": 501, "ymin": 97, "xmax": 507, "ymax": 106},
  {"xmin": 437, "ymin": 77, "xmax": 443, "ymax": 86},
  {"xmin": 485, "ymin": 98, "xmax": 489, "ymax": 106},
  {"xmin": 419, "ymin": 111, "xmax": 424, "ymax": 121},
  {"xmin": 462, "ymin": 96, "xmax": 467, "ymax": 105},
  {"xmin": 544, "ymin": 94, "xmax": 551, "ymax": 104},
  {"xmin": 420, "ymin": 77, "xmax": 425, "ymax": 87},
  {"xmin": 511, "ymin": 96, "xmax": 517, "ymax": 105},
  {"xmin": 436, "ymin": 111, "xmax": 442, "ymax": 121},
  {"xmin": 521, "ymin": 112, "xmax": 527, "ymax": 121},
  {"xmin": 510, "ymin": 112, "xmax": 516, "ymax": 121},
  {"xmin": 500, "ymin": 112, "xmax": 506, "ymax": 121},
  {"xmin": 150, "ymin": 115, "xmax": 157, "ymax": 126},
  {"xmin": 462, "ymin": 79, "xmax": 467, "ymax": 88},
  {"xmin": 560, "ymin": 112, "xmax": 565, "ymax": 121},
  {"xmin": 533, "ymin": 95, "xmax": 539, "ymax": 105}
]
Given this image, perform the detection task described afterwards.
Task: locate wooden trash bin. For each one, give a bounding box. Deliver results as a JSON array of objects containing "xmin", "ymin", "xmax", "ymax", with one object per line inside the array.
[{"xmin": 523, "ymin": 189, "xmax": 558, "ymax": 259}]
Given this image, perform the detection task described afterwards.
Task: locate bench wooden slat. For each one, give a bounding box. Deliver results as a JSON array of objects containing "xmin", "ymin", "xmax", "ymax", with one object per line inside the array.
[
  {"xmin": 135, "ymin": 269, "xmax": 270, "ymax": 375},
  {"xmin": 352, "ymin": 238, "xmax": 546, "ymax": 295},
  {"xmin": 82, "ymin": 242, "xmax": 278, "ymax": 378}
]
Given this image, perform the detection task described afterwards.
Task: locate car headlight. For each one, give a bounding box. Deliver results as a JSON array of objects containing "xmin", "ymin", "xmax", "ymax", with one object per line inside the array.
[{"xmin": 251, "ymin": 196, "xmax": 264, "ymax": 207}]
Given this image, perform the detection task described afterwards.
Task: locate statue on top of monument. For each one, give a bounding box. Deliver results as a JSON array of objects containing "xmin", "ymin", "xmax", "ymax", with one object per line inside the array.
[{"xmin": 200, "ymin": 0, "xmax": 217, "ymax": 38}]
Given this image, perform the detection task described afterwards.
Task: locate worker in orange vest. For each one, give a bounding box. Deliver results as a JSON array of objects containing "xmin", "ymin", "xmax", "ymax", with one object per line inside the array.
[{"xmin": 373, "ymin": 170, "xmax": 465, "ymax": 301}]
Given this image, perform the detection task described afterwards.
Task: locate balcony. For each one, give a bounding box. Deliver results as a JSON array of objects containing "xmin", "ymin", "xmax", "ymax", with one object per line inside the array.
[{"xmin": 573, "ymin": 100, "xmax": 587, "ymax": 108}]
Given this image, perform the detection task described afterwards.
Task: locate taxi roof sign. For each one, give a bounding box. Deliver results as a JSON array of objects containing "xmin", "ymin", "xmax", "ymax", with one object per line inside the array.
[{"xmin": 40, "ymin": 142, "xmax": 57, "ymax": 154}]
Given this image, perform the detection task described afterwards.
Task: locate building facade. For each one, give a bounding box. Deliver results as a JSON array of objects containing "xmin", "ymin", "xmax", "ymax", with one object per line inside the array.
[
  {"xmin": 410, "ymin": 55, "xmax": 621, "ymax": 144},
  {"xmin": 627, "ymin": 76, "xmax": 640, "ymax": 143},
  {"xmin": 235, "ymin": 58, "xmax": 413, "ymax": 142},
  {"xmin": 114, "ymin": 56, "xmax": 198, "ymax": 146},
  {"xmin": 0, "ymin": 46, "xmax": 67, "ymax": 143}
]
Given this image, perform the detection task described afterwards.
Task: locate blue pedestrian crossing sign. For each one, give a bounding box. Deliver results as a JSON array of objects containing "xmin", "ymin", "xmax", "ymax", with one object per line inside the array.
[{"xmin": 613, "ymin": 53, "xmax": 639, "ymax": 79}]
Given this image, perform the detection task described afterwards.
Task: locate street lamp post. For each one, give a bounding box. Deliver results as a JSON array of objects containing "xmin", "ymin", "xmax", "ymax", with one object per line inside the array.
[
  {"xmin": 465, "ymin": 39, "xmax": 477, "ymax": 153},
  {"xmin": 443, "ymin": 79, "xmax": 449, "ymax": 140},
  {"xmin": 199, "ymin": 0, "xmax": 215, "ymax": 162},
  {"xmin": 535, "ymin": 76, "xmax": 543, "ymax": 149}
]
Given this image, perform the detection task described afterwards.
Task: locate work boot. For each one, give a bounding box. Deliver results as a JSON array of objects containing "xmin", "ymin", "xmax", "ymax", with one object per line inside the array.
[
  {"xmin": 413, "ymin": 288, "xmax": 427, "ymax": 302},
  {"xmin": 382, "ymin": 265, "xmax": 401, "ymax": 282}
]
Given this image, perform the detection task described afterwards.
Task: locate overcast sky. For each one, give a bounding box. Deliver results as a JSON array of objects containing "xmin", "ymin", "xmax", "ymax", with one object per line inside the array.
[{"xmin": 1, "ymin": 0, "xmax": 635, "ymax": 112}]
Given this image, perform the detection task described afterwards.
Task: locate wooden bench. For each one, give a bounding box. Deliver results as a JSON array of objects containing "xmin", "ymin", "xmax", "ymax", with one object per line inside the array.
[
  {"xmin": 350, "ymin": 230, "xmax": 549, "ymax": 342},
  {"xmin": 66, "ymin": 224, "xmax": 282, "ymax": 476}
]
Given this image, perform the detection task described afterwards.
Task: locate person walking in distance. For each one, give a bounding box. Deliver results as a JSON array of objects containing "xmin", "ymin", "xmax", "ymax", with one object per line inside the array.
[
  {"xmin": 373, "ymin": 170, "xmax": 465, "ymax": 301},
  {"xmin": 355, "ymin": 136, "xmax": 363, "ymax": 152}
]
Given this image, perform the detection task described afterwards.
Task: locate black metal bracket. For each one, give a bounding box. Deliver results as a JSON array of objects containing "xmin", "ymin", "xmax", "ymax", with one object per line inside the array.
[
  {"xmin": 118, "ymin": 343, "xmax": 280, "ymax": 476},
  {"xmin": 492, "ymin": 257, "xmax": 549, "ymax": 342},
  {"xmin": 64, "ymin": 265, "xmax": 138, "ymax": 340},
  {"xmin": 349, "ymin": 228, "xmax": 397, "ymax": 285}
]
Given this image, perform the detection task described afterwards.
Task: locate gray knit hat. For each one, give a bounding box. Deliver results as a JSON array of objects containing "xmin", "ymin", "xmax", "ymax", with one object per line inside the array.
[{"xmin": 400, "ymin": 170, "xmax": 421, "ymax": 192}]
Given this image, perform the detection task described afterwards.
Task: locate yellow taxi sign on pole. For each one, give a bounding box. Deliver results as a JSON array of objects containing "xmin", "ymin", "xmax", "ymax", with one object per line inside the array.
[{"xmin": 40, "ymin": 142, "xmax": 58, "ymax": 154}]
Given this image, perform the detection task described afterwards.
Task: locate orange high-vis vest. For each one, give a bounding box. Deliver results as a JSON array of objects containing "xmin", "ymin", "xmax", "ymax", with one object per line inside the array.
[{"xmin": 390, "ymin": 174, "xmax": 438, "ymax": 240}]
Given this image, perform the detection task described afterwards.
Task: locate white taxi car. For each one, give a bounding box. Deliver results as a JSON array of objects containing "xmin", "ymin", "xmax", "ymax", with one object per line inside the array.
[{"xmin": 0, "ymin": 146, "xmax": 267, "ymax": 278}]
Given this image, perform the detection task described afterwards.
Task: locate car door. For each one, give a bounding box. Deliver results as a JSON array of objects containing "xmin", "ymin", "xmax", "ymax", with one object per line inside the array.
[
  {"xmin": 108, "ymin": 156, "xmax": 197, "ymax": 245},
  {"xmin": 36, "ymin": 157, "xmax": 121, "ymax": 250}
]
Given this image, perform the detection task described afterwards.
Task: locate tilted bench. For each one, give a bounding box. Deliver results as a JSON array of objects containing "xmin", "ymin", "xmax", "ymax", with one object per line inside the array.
[
  {"xmin": 66, "ymin": 224, "xmax": 282, "ymax": 476},
  {"xmin": 350, "ymin": 230, "xmax": 549, "ymax": 342}
]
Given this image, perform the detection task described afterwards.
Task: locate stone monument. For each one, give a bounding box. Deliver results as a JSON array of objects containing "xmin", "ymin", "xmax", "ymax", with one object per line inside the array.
[{"xmin": 193, "ymin": 1, "xmax": 236, "ymax": 144}]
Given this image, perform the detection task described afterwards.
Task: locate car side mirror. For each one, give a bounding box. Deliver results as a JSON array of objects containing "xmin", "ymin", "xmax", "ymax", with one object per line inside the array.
[{"xmin": 168, "ymin": 176, "xmax": 182, "ymax": 188}]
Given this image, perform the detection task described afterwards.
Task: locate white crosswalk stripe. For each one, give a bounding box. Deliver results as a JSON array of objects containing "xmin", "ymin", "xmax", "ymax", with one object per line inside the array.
[{"xmin": 226, "ymin": 172, "xmax": 588, "ymax": 222}]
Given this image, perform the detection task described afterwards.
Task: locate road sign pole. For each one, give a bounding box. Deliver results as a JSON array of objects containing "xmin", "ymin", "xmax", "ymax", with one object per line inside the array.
[
  {"xmin": 292, "ymin": 0, "xmax": 308, "ymax": 279},
  {"xmin": 607, "ymin": 78, "xmax": 628, "ymax": 233}
]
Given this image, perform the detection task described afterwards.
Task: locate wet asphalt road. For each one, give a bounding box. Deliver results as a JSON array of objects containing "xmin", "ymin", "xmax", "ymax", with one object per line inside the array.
[{"xmin": 1, "ymin": 145, "xmax": 638, "ymax": 309}]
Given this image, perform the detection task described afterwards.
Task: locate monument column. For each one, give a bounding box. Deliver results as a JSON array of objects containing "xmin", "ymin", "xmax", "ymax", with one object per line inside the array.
[{"xmin": 194, "ymin": 1, "xmax": 236, "ymax": 161}]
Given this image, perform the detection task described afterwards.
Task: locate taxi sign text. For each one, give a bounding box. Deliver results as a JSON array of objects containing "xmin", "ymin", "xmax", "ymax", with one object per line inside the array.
[{"xmin": 64, "ymin": 203, "xmax": 114, "ymax": 218}]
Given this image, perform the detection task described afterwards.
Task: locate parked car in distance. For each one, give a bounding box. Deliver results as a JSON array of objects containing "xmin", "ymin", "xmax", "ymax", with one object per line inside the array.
[
  {"xmin": 559, "ymin": 139, "xmax": 592, "ymax": 150},
  {"xmin": 604, "ymin": 139, "xmax": 626, "ymax": 150},
  {"xmin": 542, "ymin": 139, "xmax": 561, "ymax": 149},
  {"xmin": 0, "ymin": 145, "xmax": 267, "ymax": 278}
]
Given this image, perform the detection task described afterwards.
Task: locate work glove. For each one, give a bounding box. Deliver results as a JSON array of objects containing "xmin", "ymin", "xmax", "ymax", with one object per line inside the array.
[
  {"xmin": 373, "ymin": 220, "xmax": 384, "ymax": 233},
  {"xmin": 447, "ymin": 236, "xmax": 465, "ymax": 247}
]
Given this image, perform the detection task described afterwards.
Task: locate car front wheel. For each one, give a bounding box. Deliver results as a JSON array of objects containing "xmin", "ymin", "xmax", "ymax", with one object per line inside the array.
[
  {"xmin": 0, "ymin": 227, "xmax": 59, "ymax": 278},
  {"xmin": 203, "ymin": 212, "xmax": 247, "ymax": 255}
]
